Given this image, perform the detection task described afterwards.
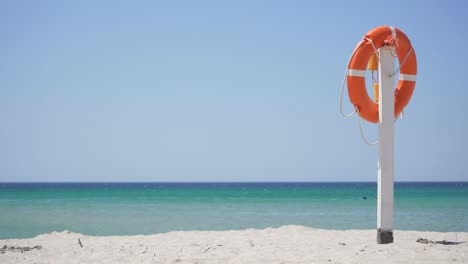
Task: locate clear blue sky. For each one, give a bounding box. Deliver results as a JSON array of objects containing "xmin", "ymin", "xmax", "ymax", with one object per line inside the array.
[{"xmin": 1, "ymin": 0, "xmax": 467, "ymax": 182}]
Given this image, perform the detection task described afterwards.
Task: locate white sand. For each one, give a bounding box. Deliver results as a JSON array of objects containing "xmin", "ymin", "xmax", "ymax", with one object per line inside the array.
[{"xmin": 1, "ymin": 226, "xmax": 466, "ymax": 263}]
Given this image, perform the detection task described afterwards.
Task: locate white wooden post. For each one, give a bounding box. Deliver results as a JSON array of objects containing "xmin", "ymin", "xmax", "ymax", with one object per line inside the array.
[{"xmin": 377, "ymin": 47, "xmax": 395, "ymax": 244}]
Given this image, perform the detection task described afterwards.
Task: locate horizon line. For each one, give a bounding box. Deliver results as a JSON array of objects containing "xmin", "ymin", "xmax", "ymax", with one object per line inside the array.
[{"xmin": 1, "ymin": 181, "xmax": 466, "ymax": 183}]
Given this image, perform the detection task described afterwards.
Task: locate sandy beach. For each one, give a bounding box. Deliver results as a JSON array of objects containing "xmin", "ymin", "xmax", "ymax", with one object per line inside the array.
[{"xmin": 0, "ymin": 225, "xmax": 466, "ymax": 263}]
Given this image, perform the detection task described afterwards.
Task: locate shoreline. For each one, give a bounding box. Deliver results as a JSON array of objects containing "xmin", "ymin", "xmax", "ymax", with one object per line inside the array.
[{"xmin": 1, "ymin": 225, "xmax": 466, "ymax": 263}]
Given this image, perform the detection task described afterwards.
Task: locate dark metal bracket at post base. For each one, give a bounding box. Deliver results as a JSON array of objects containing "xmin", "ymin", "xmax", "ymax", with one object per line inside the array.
[{"xmin": 377, "ymin": 229, "xmax": 394, "ymax": 244}]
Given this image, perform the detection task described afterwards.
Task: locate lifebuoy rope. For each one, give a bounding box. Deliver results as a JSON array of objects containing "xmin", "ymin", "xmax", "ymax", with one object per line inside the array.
[
  {"xmin": 355, "ymin": 107, "xmax": 379, "ymax": 146},
  {"xmin": 364, "ymin": 36, "xmax": 415, "ymax": 78},
  {"xmin": 339, "ymin": 40, "xmax": 365, "ymax": 117},
  {"xmin": 395, "ymin": 110, "xmax": 404, "ymax": 123},
  {"xmin": 389, "ymin": 45, "xmax": 414, "ymax": 78},
  {"xmin": 384, "ymin": 28, "xmax": 400, "ymax": 58}
]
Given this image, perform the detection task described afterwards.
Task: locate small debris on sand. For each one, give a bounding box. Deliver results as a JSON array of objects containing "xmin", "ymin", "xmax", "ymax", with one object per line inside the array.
[
  {"xmin": 0, "ymin": 245, "xmax": 42, "ymax": 254},
  {"xmin": 203, "ymin": 247, "xmax": 211, "ymax": 253},
  {"xmin": 416, "ymin": 238, "xmax": 462, "ymax": 245}
]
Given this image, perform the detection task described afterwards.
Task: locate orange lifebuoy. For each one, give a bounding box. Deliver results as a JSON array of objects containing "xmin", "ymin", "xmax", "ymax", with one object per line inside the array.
[{"xmin": 347, "ymin": 26, "xmax": 417, "ymax": 123}]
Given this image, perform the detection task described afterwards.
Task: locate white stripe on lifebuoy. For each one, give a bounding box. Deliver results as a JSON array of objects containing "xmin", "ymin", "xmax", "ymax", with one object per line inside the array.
[
  {"xmin": 347, "ymin": 69, "xmax": 366, "ymax": 77},
  {"xmin": 389, "ymin": 26, "xmax": 396, "ymax": 37},
  {"xmin": 399, "ymin": 74, "xmax": 417, "ymax": 82}
]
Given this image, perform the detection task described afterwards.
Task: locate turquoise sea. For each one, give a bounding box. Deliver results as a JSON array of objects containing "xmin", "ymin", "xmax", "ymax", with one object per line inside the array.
[{"xmin": 0, "ymin": 182, "xmax": 467, "ymax": 239}]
